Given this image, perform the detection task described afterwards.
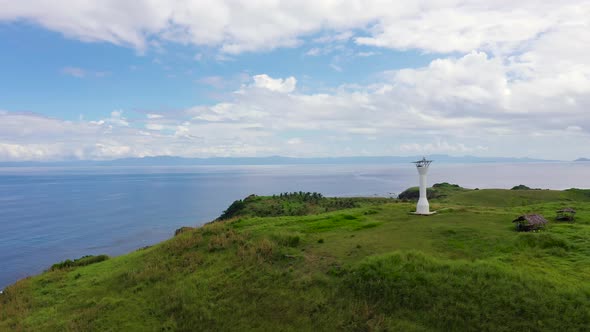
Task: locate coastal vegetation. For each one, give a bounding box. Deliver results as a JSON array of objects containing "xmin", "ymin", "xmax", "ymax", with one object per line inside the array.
[
  {"xmin": 218, "ymin": 192, "xmax": 390, "ymax": 220},
  {"xmin": 49, "ymin": 255, "xmax": 110, "ymax": 271},
  {"xmin": 1, "ymin": 185, "xmax": 590, "ymax": 331}
]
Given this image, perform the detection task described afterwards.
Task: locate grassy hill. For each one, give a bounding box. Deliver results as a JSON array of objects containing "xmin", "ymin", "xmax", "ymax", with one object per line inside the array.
[{"xmin": 2, "ymin": 187, "xmax": 590, "ymax": 331}]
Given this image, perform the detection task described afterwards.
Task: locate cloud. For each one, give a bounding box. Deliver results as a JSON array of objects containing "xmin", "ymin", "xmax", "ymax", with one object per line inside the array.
[
  {"xmin": 1, "ymin": 1, "xmax": 586, "ymax": 57},
  {"xmin": 0, "ymin": 142, "xmax": 62, "ymax": 161},
  {"xmin": 313, "ymin": 31, "xmax": 354, "ymax": 44},
  {"xmin": 399, "ymin": 140, "xmax": 488, "ymax": 154},
  {"xmin": 196, "ymin": 73, "xmax": 251, "ymax": 91},
  {"xmin": 305, "ymin": 48, "xmax": 322, "ymax": 56},
  {"xmin": 61, "ymin": 66, "xmax": 110, "ymax": 78},
  {"xmin": 2, "ymin": 61, "xmax": 590, "ymax": 161},
  {"xmin": 145, "ymin": 124, "xmax": 163, "ymax": 131},
  {"xmin": 355, "ymin": 6, "xmax": 549, "ymax": 54},
  {"xmin": 356, "ymin": 51, "xmax": 378, "ymax": 57},
  {"xmin": 329, "ymin": 63, "xmax": 343, "ymax": 72},
  {"xmin": 347, "ymin": 128, "xmax": 378, "ymax": 135},
  {"xmin": 251, "ymin": 74, "xmax": 297, "ymax": 93},
  {"xmin": 94, "ymin": 110, "xmax": 129, "ymax": 127},
  {"xmin": 287, "ymin": 138, "xmax": 303, "ymax": 145}
]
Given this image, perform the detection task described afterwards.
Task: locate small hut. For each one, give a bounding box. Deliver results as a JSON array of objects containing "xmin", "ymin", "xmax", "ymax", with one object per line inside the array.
[
  {"xmin": 556, "ymin": 208, "xmax": 576, "ymax": 222},
  {"xmin": 513, "ymin": 214, "xmax": 548, "ymax": 232}
]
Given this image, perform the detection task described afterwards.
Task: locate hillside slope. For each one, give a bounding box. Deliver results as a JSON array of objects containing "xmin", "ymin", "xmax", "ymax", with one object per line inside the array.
[{"xmin": 2, "ymin": 189, "xmax": 590, "ymax": 331}]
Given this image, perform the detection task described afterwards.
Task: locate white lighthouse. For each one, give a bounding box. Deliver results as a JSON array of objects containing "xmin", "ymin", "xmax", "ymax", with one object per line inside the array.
[{"xmin": 413, "ymin": 157, "xmax": 434, "ymax": 215}]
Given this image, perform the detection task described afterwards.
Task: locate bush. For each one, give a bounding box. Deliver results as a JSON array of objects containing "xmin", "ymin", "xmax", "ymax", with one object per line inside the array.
[
  {"xmin": 397, "ymin": 187, "xmax": 436, "ymax": 200},
  {"xmin": 511, "ymin": 184, "xmax": 531, "ymax": 190},
  {"xmin": 217, "ymin": 192, "xmax": 362, "ymax": 219},
  {"xmin": 218, "ymin": 199, "xmax": 246, "ymax": 220},
  {"xmin": 432, "ymin": 182, "xmax": 461, "ymax": 188},
  {"xmin": 50, "ymin": 255, "xmax": 109, "ymax": 271}
]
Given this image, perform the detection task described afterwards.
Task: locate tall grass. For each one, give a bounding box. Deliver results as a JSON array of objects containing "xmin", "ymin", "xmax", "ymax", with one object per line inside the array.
[{"xmin": 345, "ymin": 251, "xmax": 590, "ymax": 331}]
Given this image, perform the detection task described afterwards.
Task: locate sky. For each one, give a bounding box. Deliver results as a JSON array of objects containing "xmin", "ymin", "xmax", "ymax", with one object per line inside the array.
[{"xmin": 0, "ymin": 1, "xmax": 589, "ymax": 161}]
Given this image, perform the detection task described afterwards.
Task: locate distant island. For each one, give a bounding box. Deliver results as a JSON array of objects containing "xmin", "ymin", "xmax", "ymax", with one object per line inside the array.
[
  {"xmin": 0, "ymin": 154, "xmax": 559, "ymax": 167},
  {"xmin": 575, "ymin": 158, "xmax": 590, "ymax": 162}
]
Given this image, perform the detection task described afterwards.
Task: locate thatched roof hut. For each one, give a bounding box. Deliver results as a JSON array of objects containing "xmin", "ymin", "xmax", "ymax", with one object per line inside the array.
[
  {"xmin": 513, "ymin": 214, "xmax": 548, "ymax": 232},
  {"xmin": 556, "ymin": 208, "xmax": 576, "ymax": 222}
]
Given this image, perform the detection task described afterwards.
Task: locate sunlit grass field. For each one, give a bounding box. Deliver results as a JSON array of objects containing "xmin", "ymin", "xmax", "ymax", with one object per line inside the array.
[{"xmin": 2, "ymin": 186, "xmax": 589, "ymax": 331}]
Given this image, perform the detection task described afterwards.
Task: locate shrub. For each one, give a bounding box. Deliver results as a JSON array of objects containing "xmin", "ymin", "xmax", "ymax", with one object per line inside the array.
[
  {"xmin": 50, "ymin": 255, "xmax": 109, "ymax": 271},
  {"xmin": 218, "ymin": 199, "xmax": 247, "ymax": 220},
  {"xmin": 432, "ymin": 182, "xmax": 461, "ymax": 188},
  {"xmin": 397, "ymin": 187, "xmax": 437, "ymax": 200},
  {"xmin": 511, "ymin": 184, "xmax": 532, "ymax": 190}
]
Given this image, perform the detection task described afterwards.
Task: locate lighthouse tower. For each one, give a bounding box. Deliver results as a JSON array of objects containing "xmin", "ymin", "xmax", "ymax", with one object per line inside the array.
[{"xmin": 413, "ymin": 157, "xmax": 433, "ymax": 215}]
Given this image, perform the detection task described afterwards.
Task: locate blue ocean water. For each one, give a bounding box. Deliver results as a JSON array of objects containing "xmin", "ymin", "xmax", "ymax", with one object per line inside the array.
[{"xmin": 1, "ymin": 163, "xmax": 589, "ymax": 289}]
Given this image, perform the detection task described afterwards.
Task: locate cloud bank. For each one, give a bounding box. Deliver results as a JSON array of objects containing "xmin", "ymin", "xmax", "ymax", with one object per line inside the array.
[
  {"xmin": 0, "ymin": 1, "xmax": 587, "ymax": 55},
  {"xmin": 1, "ymin": 53, "xmax": 589, "ymax": 161}
]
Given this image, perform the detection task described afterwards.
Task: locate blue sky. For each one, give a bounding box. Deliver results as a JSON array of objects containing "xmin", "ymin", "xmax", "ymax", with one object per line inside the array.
[
  {"xmin": 0, "ymin": 23, "xmax": 436, "ymax": 121},
  {"xmin": 0, "ymin": 1, "xmax": 589, "ymax": 161}
]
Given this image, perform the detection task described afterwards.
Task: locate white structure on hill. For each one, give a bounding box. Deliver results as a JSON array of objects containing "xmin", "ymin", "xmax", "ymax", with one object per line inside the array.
[{"xmin": 413, "ymin": 157, "xmax": 433, "ymax": 215}]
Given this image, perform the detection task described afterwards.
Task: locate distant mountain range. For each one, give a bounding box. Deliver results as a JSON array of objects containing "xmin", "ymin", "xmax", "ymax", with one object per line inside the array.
[
  {"xmin": 575, "ymin": 158, "xmax": 590, "ymax": 162},
  {"xmin": 0, "ymin": 155, "xmax": 563, "ymax": 167}
]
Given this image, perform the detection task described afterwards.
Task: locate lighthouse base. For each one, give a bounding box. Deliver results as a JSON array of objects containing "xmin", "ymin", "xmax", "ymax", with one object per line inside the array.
[
  {"xmin": 416, "ymin": 198, "xmax": 430, "ymax": 215},
  {"xmin": 412, "ymin": 211, "xmax": 437, "ymax": 216}
]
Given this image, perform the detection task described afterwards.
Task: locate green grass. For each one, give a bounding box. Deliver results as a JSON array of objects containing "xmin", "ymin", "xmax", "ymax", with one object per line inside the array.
[
  {"xmin": 2, "ymin": 186, "xmax": 590, "ymax": 331},
  {"xmin": 217, "ymin": 191, "xmax": 392, "ymax": 220}
]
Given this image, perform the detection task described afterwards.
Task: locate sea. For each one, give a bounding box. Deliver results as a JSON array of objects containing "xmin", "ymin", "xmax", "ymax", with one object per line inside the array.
[{"xmin": 1, "ymin": 162, "xmax": 589, "ymax": 289}]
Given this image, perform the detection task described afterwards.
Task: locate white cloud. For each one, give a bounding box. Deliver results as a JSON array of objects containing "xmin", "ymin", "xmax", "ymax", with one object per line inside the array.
[
  {"xmin": 399, "ymin": 141, "xmax": 488, "ymax": 154},
  {"xmin": 329, "ymin": 63, "xmax": 343, "ymax": 72},
  {"xmin": 0, "ymin": 142, "xmax": 61, "ymax": 161},
  {"xmin": 105, "ymin": 110, "xmax": 129, "ymax": 127},
  {"xmin": 305, "ymin": 48, "xmax": 322, "ymax": 56},
  {"xmin": 347, "ymin": 128, "xmax": 378, "ymax": 135},
  {"xmin": 2, "ymin": 58, "xmax": 590, "ymax": 161},
  {"xmin": 145, "ymin": 124, "xmax": 163, "ymax": 131},
  {"xmin": 61, "ymin": 66, "xmax": 111, "ymax": 78},
  {"xmin": 355, "ymin": 6, "xmax": 550, "ymax": 54},
  {"xmin": 313, "ymin": 31, "xmax": 354, "ymax": 43},
  {"xmin": 2, "ymin": 1, "xmax": 586, "ymax": 57},
  {"xmin": 287, "ymin": 138, "xmax": 303, "ymax": 145},
  {"xmin": 251, "ymin": 74, "xmax": 297, "ymax": 93},
  {"xmin": 356, "ymin": 51, "xmax": 378, "ymax": 57}
]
